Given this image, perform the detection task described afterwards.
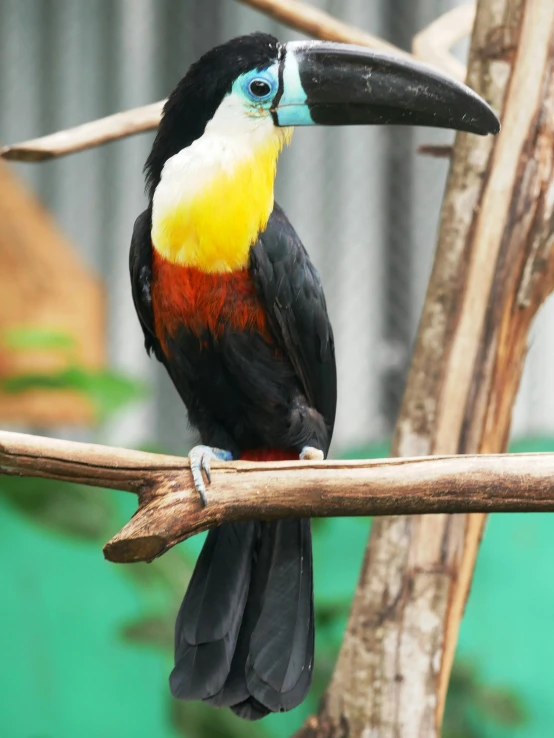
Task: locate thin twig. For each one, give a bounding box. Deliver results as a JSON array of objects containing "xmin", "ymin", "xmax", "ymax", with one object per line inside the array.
[
  {"xmin": 236, "ymin": 0, "xmax": 410, "ymax": 57},
  {"xmin": 0, "ymin": 101, "xmax": 164, "ymax": 162},
  {"xmin": 412, "ymin": 3, "xmax": 476, "ymax": 81},
  {"xmin": 1, "ymin": 430, "xmax": 554, "ymax": 565},
  {"xmin": 417, "ymin": 143, "xmax": 454, "ymax": 157}
]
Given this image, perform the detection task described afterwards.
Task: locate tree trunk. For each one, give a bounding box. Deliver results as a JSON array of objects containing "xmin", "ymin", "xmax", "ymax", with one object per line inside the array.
[{"xmin": 296, "ymin": 0, "xmax": 554, "ymax": 735}]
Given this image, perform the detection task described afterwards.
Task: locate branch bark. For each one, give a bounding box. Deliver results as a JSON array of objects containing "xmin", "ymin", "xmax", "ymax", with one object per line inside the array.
[
  {"xmin": 235, "ymin": 0, "xmax": 410, "ymax": 58},
  {"xmin": 412, "ymin": 3, "xmax": 476, "ymax": 81},
  {"xmin": 297, "ymin": 1, "xmax": 554, "ymax": 737},
  {"xmin": 3, "ymin": 430, "xmax": 554, "ymax": 565},
  {"xmin": 0, "ymin": 101, "xmax": 164, "ymax": 162},
  {"xmin": 417, "ymin": 144, "xmax": 453, "ymax": 158},
  {"xmin": 0, "ymin": 1, "xmax": 474, "ymax": 162}
]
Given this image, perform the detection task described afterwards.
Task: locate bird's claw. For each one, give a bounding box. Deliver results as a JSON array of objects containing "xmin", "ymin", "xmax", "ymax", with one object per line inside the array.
[
  {"xmin": 188, "ymin": 445, "xmax": 233, "ymax": 506},
  {"xmin": 300, "ymin": 446, "xmax": 324, "ymax": 461}
]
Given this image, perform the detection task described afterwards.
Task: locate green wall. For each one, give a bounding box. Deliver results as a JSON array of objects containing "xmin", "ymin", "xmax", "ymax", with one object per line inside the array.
[{"xmin": 0, "ymin": 496, "xmax": 178, "ymax": 738}]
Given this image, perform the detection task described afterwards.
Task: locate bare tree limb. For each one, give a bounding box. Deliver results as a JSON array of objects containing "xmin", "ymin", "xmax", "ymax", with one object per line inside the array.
[
  {"xmin": 0, "ymin": 101, "xmax": 164, "ymax": 162},
  {"xmin": 235, "ymin": 0, "xmax": 410, "ymax": 58},
  {"xmin": 2, "ymin": 430, "xmax": 554, "ymax": 566},
  {"xmin": 412, "ymin": 3, "xmax": 476, "ymax": 81},
  {"xmin": 0, "ymin": 0, "xmax": 477, "ymax": 163},
  {"xmin": 417, "ymin": 143, "xmax": 453, "ymax": 158},
  {"xmin": 414, "ymin": 3, "xmax": 477, "ymax": 158}
]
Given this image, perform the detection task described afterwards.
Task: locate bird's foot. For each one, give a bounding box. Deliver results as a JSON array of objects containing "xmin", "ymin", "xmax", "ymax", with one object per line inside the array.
[
  {"xmin": 300, "ymin": 446, "xmax": 324, "ymax": 461},
  {"xmin": 188, "ymin": 445, "xmax": 233, "ymax": 506}
]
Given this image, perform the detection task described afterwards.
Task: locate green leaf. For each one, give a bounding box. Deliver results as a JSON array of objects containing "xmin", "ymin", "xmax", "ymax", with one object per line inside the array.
[
  {"xmin": 171, "ymin": 698, "xmax": 266, "ymax": 738},
  {"xmin": 121, "ymin": 615, "xmax": 174, "ymax": 650},
  {"xmin": 0, "ymin": 476, "xmax": 114, "ymax": 541},
  {"xmin": 120, "ymin": 548, "xmax": 194, "ymax": 598},
  {"xmin": 444, "ymin": 660, "xmax": 528, "ymax": 737},
  {"xmin": 65, "ymin": 368, "xmax": 147, "ymax": 418},
  {"xmin": 443, "ymin": 724, "xmax": 480, "ymax": 738},
  {"xmin": 2, "ymin": 366, "xmax": 147, "ymax": 419},
  {"xmin": 3, "ymin": 373, "xmax": 72, "ymax": 392},
  {"xmin": 448, "ymin": 661, "xmax": 480, "ymax": 701},
  {"xmin": 477, "ymin": 687, "xmax": 528, "ymax": 726},
  {"xmin": 315, "ymin": 599, "xmax": 350, "ymax": 629},
  {"xmin": 3, "ymin": 327, "xmax": 77, "ymax": 352}
]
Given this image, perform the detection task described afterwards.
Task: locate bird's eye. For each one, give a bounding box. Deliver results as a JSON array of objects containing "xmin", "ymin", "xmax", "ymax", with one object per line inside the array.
[{"xmin": 248, "ymin": 78, "xmax": 272, "ymax": 99}]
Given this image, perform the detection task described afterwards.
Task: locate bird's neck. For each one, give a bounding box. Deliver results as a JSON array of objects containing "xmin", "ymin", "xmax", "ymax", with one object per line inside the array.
[{"xmin": 151, "ymin": 127, "xmax": 292, "ymax": 273}]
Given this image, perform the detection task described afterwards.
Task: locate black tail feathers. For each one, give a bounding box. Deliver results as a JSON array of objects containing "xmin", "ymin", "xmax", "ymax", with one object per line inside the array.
[{"xmin": 170, "ymin": 519, "xmax": 314, "ymax": 720}]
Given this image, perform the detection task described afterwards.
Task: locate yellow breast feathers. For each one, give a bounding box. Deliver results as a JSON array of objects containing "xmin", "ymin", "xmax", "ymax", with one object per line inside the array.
[{"xmin": 151, "ymin": 127, "xmax": 292, "ymax": 273}]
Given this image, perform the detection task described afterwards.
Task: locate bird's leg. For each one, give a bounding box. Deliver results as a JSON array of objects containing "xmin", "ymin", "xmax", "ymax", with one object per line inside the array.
[
  {"xmin": 300, "ymin": 446, "xmax": 324, "ymax": 461},
  {"xmin": 188, "ymin": 445, "xmax": 233, "ymax": 506}
]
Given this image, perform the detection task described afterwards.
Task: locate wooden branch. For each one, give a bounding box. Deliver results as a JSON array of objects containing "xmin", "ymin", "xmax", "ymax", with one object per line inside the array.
[
  {"xmin": 0, "ymin": 101, "xmax": 164, "ymax": 162},
  {"xmin": 1, "ymin": 0, "xmax": 476, "ymax": 163},
  {"xmin": 235, "ymin": 0, "xmax": 409, "ymax": 58},
  {"xmin": 3, "ymin": 430, "xmax": 554, "ymax": 565},
  {"xmin": 415, "ymin": 3, "xmax": 477, "ymax": 160},
  {"xmin": 298, "ymin": 1, "xmax": 554, "ymax": 737},
  {"xmin": 412, "ymin": 4, "xmax": 476, "ymax": 81},
  {"xmin": 417, "ymin": 143, "xmax": 454, "ymax": 158}
]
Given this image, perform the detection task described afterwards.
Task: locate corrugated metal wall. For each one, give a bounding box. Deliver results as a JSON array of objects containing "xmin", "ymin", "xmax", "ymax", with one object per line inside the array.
[{"xmin": 1, "ymin": 0, "xmax": 552, "ymax": 455}]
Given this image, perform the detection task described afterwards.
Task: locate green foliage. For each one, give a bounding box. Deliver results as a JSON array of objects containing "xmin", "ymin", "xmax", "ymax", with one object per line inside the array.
[
  {"xmin": 0, "ymin": 327, "xmax": 145, "ymax": 539},
  {"xmin": 2, "ymin": 367, "xmax": 146, "ymax": 419},
  {"xmin": 0, "ymin": 476, "xmax": 115, "ymax": 541},
  {"xmin": 1, "ymin": 327, "xmax": 147, "ymax": 419},
  {"xmin": 119, "ymin": 549, "xmax": 194, "ymax": 654},
  {"xmin": 444, "ymin": 661, "xmax": 527, "ymax": 738},
  {"xmin": 3, "ymin": 326, "xmax": 78, "ymax": 352},
  {"xmin": 121, "ymin": 614, "xmax": 175, "ymax": 649},
  {"xmin": 171, "ymin": 699, "xmax": 263, "ymax": 738}
]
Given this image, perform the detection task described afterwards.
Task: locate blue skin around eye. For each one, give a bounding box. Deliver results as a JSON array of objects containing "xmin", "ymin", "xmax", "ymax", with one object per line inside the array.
[
  {"xmin": 233, "ymin": 54, "xmax": 314, "ymax": 125},
  {"xmin": 234, "ymin": 67, "xmax": 278, "ymax": 105}
]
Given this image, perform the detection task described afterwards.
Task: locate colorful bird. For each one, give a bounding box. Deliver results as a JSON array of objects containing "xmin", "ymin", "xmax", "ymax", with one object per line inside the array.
[{"xmin": 130, "ymin": 33, "xmax": 499, "ymax": 720}]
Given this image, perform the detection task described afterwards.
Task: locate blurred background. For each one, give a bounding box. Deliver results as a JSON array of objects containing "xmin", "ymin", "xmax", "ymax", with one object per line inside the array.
[{"xmin": 0, "ymin": 0, "xmax": 553, "ymax": 736}]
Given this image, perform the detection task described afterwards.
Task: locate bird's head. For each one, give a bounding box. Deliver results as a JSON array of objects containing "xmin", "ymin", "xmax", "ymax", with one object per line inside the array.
[
  {"xmin": 146, "ymin": 32, "xmax": 499, "ymax": 198},
  {"xmin": 147, "ymin": 33, "xmax": 499, "ymax": 272}
]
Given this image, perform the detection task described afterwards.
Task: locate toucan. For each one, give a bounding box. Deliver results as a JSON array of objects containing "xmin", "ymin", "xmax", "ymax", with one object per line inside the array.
[{"xmin": 129, "ymin": 33, "xmax": 499, "ymax": 720}]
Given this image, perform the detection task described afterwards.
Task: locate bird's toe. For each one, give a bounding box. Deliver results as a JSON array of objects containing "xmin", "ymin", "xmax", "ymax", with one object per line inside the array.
[
  {"xmin": 299, "ymin": 446, "xmax": 324, "ymax": 461},
  {"xmin": 188, "ymin": 445, "xmax": 233, "ymax": 506}
]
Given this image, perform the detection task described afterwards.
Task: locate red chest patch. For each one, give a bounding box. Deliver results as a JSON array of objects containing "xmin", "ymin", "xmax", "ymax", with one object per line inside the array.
[
  {"xmin": 240, "ymin": 449, "xmax": 298, "ymax": 461},
  {"xmin": 151, "ymin": 250, "xmax": 271, "ymax": 350}
]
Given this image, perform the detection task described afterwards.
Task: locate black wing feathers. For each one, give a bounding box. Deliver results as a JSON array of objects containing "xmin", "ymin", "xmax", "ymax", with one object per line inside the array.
[
  {"xmin": 245, "ymin": 519, "xmax": 314, "ymax": 711},
  {"xmin": 250, "ymin": 204, "xmax": 337, "ymax": 450},
  {"xmin": 172, "ymin": 520, "xmax": 314, "ymax": 719},
  {"xmin": 129, "ymin": 208, "xmax": 164, "ymax": 362},
  {"xmin": 170, "ymin": 522, "xmax": 257, "ymax": 701}
]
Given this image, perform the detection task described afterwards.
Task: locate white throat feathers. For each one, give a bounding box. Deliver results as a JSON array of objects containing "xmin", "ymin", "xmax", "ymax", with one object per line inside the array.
[{"xmin": 151, "ymin": 93, "xmax": 292, "ymax": 272}]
